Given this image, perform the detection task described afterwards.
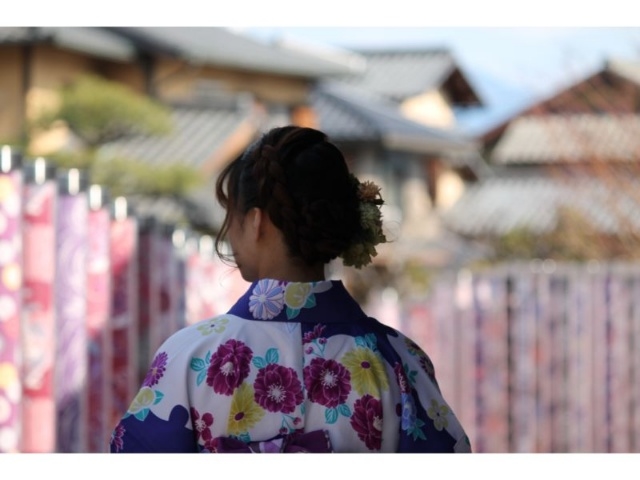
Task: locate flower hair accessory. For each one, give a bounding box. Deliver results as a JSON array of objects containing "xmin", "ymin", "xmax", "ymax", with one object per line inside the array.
[{"xmin": 340, "ymin": 174, "xmax": 387, "ymax": 269}]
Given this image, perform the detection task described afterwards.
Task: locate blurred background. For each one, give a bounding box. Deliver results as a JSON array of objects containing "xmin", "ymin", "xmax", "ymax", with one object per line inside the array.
[{"xmin": 1, "ymin": 23, "xmax": 640, "ymax": 453}]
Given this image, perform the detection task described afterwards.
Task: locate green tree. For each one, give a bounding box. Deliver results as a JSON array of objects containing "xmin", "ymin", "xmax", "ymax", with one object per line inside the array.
[
  {"xmin": 30, "ymin": 74, "xmax": 204, "ymax": 201},
  {"xmin": 33, "ymin": 74, "xmax": 172, "ymax": 157}
]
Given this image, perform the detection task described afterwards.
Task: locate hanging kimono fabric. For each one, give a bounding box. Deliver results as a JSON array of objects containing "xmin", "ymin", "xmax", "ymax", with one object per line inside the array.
[
  {"xmin": 136, "ymin": 216, "xmax": 157, "ymax": 385},
  {"xmin": 0, "ymin": 147, "xmax": 23, "ymax": 453},
  {"xmin": 54, "ymin": 168, "xmax": 89, "ymax": 453},
  {"xmin": 109, "ymin": 197, "xmax": 139, "ymax": 431},
  {"xmin": 171, "ymin": 227, "xmax": 188, "ymax": 334},
  {"xmin": 85, "ymin": 185, "xmax": 113, "ymax": 452},
  {"xmin": 184, "ymin": 233, "xmax": 208, "ymax": 326},
  {"xmin": 149, "ymin": 222, "xmax": 176, "ymax": 357},
  {"xmin": 21, "ymin": 158, "xmax": 57, "ymax": 453}
]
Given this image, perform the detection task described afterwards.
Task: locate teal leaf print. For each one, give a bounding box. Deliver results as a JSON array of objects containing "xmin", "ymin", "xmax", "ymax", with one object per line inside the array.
[
  {"xmin": 190, "ymin": 357, "xmax": 207, "ymax": 371},
  {"xmin": 364, "ymin": 333, "xmax": 377, "ymax": 350},
  {"xmin": 355, "ymin": 334, "xmax": 378, "ymax": 350},
  {"xmin": 196, "ymin": 370, "xmax": 207, "ymax": 386},
  {"xmin": 154, "ymin": 391, "xmax": 164, "ymax": 404},
  {"xmin": 205, "ymin": 350, "xmax": 211, "ymax": 363},
  {"xmin": 304, "ymin": 295, "xmax": 316, "ymax": 309},
  {"xmin": 252, "ymin": 357, "xmax": 267, "ymax": 369},
  {"xmin": 407, "ymin": 418, "xmax": 427, "ymax": 441},
  {"xmin": 286, "ymin": 307, "xmax": 301, "ymax": 319},
  {"xmin": 325, "ymin": 407, "xmax": 339, "ymax": 424},
  {"xmin": 134, "ymin": 409, "xmax": 150, "ymax": 421},
  {"xmin": 265, "ymin": 348, "xmax": 279, "ymax": 364},
  {"xmin": 238, "ymin": 432, "xmax": 251, "ymax": 443},
  {"xmin": 337, "ymin": 403, "xmax": 351, "ymax": 417},
  {"xmin": 403, "ymin": 362, "xmax": 418, "ymax": 387}
]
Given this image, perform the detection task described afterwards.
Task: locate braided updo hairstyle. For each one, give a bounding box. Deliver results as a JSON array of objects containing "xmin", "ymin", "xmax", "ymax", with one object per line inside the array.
[{"xmin": 215, "ymin": 125, "xmax": 362, "ymax": 267}]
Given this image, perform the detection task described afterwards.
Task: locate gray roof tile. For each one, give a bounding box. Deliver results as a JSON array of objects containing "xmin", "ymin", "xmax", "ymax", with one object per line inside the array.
[
  {"xmin": 490, "ymin": 114, "xmax": 640, "ymax": 164},
  {"xmin": 114, "ymin": 27, "xmax": 362, "ymax": 78},
  {"xmin": 339, "ymin": 48, "xmax": 481, "ymax": 105},
  {"xmin": 98, "ymin": 95, "xmax": 256, "ymax": 168},
  {"xmin": 314, "ymin": 82, "xmax": 477, "ymax": 157},
  {"xmin": 0, "ymin": 27, "xmax": 362, "ymax": 78},
  {"xmin": 0, "ymin": 27, "xmax": 137, "ymax": 61},
  {"xmin": 442, "ymin": 173, "xmax": 640, "ymax": 236}
]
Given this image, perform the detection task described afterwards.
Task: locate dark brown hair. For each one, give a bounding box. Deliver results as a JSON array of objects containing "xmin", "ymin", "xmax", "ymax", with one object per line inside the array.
[{"xmin": 214, "ymin": 125, "xmax": 361, "ymax": 266}]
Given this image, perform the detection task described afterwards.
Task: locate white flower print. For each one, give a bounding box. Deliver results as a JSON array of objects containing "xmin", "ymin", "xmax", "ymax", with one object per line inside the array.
[{"xmin": 249, "ymin": 279, "xmax": 284, "ymax": 320}]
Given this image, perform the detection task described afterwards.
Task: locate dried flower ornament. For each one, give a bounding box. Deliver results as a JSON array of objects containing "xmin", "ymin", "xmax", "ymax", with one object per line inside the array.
[{"xmin": 340, "ymin": 174, "xmax": 388, "ymax": 269}]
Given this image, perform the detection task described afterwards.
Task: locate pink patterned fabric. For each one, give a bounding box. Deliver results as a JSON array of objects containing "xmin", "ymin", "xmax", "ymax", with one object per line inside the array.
[
  {"xmin": 86, "ymin": 207, "xmax": 112, "ymax": 452},
  {"xmin": 0, "ymin": 170, "xmax": 23, "ymax": 453},
  {"xmin": 21, "ymin": 180, "xmax": 57, "ymax": 453},
  {"xmin": 109, "ymin": 217, "xmax": 139, "ymax": 431}
]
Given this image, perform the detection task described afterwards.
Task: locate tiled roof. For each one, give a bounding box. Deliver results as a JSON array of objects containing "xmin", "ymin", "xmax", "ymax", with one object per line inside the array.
[
  {"xmin": 442, "ymin": 172, "xmax": 640, "ymax": 236},
  {"xmin": 313, "ymin": 81, "xmax": 478, "ymax": 158},
  {"xmin": 98, "ymin": 94, "xmax": 257, "ymax": 168},
  {"xmin": 96, "ymin": 94, "xmax": 265, "ymax": 232},
  {"xmin": 0, "ymin": 27, "xmax": 137, "ymax": 61},
  {"xmin": 109, "ymin": 27, "xmax": 362, "ymax": 79},
  {"xmin": 489, "ymin": 114, "xmax": 640, "ymax": 165},
  {"xmin": 0, "ymin": 27, "xmax": 362, "ymax": 78},
  {"xmin": 339, "ymin": 48, "xmax": 481, "ymax": 106}
]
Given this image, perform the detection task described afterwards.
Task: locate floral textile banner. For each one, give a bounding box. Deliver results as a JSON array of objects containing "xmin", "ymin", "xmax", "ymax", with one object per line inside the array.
[
  {"xmin": 86, "ymin": 200, "xmax": 112, "ymax": 453},
  {"xmin": 21, "ymin": 175, "xmax": 57, "ymax": 453},
  {"xmin": 109, "ymin": 215, "xmax": 138, "ymax": 429},
  {"xmin": 54, "ymin": 184, "xmax": 89, "ymax": 453},
  {"xmin": 0, "ymin": 161, "xmax": 23, "ymax": 453}
]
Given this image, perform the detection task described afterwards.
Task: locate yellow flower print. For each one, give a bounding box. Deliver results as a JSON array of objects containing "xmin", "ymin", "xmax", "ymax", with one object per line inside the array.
[
  {"xmin": 426, "ymin": 398, "xmax": 450, "ymax": 431},
  {"xmin": 128, "ymin": 387, "xmax": 156, "ymax": 414},
  {"xmin": 341, "ymin": 348, "xmax": 388, "ymax": 397},
  {"xmin": 284, "ymin": 283, "xmax": 312, "ymax": 309},
  {"xmin": 197, "ymin": 317, "xmax": 229, "ymax": 336},
  {"xmin": 1, "ymin": 263, "xmax": 21, "ymax": 291},
  {"xmin": 0, "ymin": 363, "xmax": 18, "ymax": 390},
  {"xmin": 227, "ymin": 383, "xmax": 265, "ymax": 435}
]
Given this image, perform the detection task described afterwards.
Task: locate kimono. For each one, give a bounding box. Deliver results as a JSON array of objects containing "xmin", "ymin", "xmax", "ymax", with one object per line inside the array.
[{"xmin": 109, "ymin": 278, "xmax": 471, "ymax": 453}]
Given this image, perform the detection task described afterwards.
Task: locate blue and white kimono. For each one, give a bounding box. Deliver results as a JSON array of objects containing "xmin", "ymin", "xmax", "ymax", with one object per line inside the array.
[{"xmin": 109, "ymin": 278, "xmax": 471, "ymax": 453}]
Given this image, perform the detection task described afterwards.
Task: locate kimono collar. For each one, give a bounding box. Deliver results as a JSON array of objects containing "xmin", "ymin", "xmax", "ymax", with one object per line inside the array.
[{"xmin": 227, "ymin": 278, "xmax": 367, "ymax": 324}]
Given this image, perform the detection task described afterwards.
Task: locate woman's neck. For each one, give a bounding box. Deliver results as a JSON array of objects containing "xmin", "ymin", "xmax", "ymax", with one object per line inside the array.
[{"xmin": 257, "ymin": 261, "xmax": 326, "ymax": 283}]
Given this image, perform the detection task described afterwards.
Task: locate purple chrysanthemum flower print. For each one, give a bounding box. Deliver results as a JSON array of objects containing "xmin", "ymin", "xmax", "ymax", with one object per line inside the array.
[
  {"xmin": 303, "ymin": 358, "xmax": 351, "ymax": 408},
  {"xmin": 254, "ymin": 364, "xmax": 303, "ymax": 414},
  {"xmin": 350, "ymin": 394, "xmax": 383, "ymax": 451},
  {"xmin": 302, "ymin": 324, "xmax": 326, "ymax": 344},
  {"xmin": 191, "ymin": 407, "xmax": 215, "ymax": 441},
  {"xmin": 394, "ymin": 362, "xmax": 411, "ymax": 394},
  {"xmin": 206, "ymin": 339, "xmax": 253, "ymax": 395},
  {"xmin": 142, "ymin": 351, "xmax": 168, "ymax": 387},
  {"xmin": 110, "ymin": 424, "xmax": 125, "ymax": 452},
  {"xmin": 249, "ymin": 279, "xmax": 284, "ymax": 320}
]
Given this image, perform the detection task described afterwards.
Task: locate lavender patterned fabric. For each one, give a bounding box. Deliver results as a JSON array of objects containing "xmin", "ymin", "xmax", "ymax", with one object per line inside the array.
[
  {"xmin": 55, "ymin": 193, "xmax": 88, "ymax": 452},
  {"xmin": 110, "ymin": 279, "xmax": 471, "ymax": 453}
]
